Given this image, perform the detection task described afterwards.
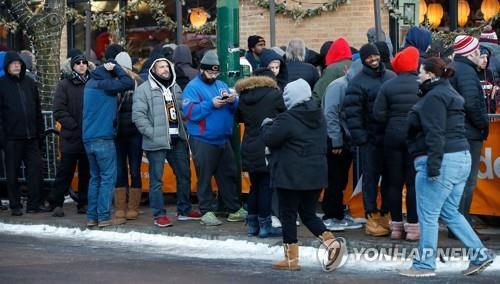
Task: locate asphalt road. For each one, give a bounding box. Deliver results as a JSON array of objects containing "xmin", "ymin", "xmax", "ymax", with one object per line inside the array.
[{"xmin": 0, "ymin": 233, "xmax": 498, "ymax": 284}]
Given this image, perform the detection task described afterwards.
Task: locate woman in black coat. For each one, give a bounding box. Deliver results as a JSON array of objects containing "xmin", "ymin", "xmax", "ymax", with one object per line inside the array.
[
  {"xmin": 235, "ymin": 70, "xmax": 285, "ymax": 238},
  {"xmin": 261, "ymin": 79, "xmax": 344, "ymax": 271},
  {"xmin": 373, "ymin": 46, "xmax": 420, "ymax": 241}
]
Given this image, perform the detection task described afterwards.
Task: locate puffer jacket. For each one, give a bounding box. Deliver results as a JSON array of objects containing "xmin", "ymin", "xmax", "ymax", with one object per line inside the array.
[
  {"xmin": 343, "ymin": 63, "xmax": 396, "ymax": 146},
  {"xmin": 132, "ymin": 58, "xmax": 187, "ymax": 151},
  {"xmin": 235, "ymin": 75, "xmax": 285, "ymax": 173},
  {"xmin": 449, "ymin": 55, "xmax": 489, "ymax": 141}
]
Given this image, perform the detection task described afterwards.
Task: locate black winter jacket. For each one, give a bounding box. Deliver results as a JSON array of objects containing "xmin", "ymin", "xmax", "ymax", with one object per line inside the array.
[
  {"xmin": 286, "ymin": 60, "xmax": 319, "ymax": 89},
  {"xmin": 260, "ymin": 100, "xmax": 328, "ymax": 190},
  {"xmin": 449, "ymin": 55, "xmax": 489, "ymax": 141},
  {"xmin": 235, "ymin": 75, "xmax": 286, "ymax": 173},
  {"xmin": 343, "ymin": 63, "xmax": 396, "ymax": 146},
  {"xmin": 52, "ymin": 72, "xmax": 89, "ymax": 153},
  {"xmin": 373, "ymin": 72, "xmax": 420, "ymax": 147},
  {"xmin": 407, "ymin": 78, "xmax": 469, "ymax": 178},
  {"xmin": 117, "ymin": 78, "xmax": 143, "ymax": 138},
  {"xmin": 0, "ymin": 51, "xmax": 43, "ymax": 143}
]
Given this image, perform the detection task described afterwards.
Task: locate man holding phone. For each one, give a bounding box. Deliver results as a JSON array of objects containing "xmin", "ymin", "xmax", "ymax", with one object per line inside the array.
[{"xmin": 182, "ymin": 50, "xmax": 247, "ymax": 226}]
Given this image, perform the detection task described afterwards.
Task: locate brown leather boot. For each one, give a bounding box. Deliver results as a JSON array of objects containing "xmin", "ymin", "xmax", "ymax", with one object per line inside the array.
[
  {"xmin": 272, "ymin": 243, "xmax": 301, "ymax": 270},
  {"xmin": 404, "ymin": 223, "xmax": 420, "ymax": 241},
  {"xmin": 390, "ymin": 221, "xmax": 404, "ymax": 240},
  {"xmin": 365, "ymin": 213, "xmax": 390, "ymax": 237},
  {"xmin": 319, "ymin": 231, "xmax": 346, "ymax": 271},
  {"xmin": 378, "ymin": 212, "xmax": 391, "ymax": 231},
  {"xmin": 126, "ymin": 188, "xmax": 142, "ymax": 220},
  {"xmin": 114, "ymin": 187, "xmax": 127, "ymax": 219}
]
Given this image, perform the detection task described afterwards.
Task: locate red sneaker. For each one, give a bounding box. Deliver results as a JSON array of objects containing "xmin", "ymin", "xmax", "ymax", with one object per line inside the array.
[
  {"xmin": 177, "ymin": 210, "xmax": 202, "ymax": 221},
  {"xmin": 153, "ymin": 215, "xmax": 173, "ymax": 227}
]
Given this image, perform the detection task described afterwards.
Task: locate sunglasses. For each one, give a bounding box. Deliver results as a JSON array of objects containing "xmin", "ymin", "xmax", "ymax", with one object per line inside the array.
[{"xmin": 75, "ymin": 60, "xmax": 88, "ymax": 65}]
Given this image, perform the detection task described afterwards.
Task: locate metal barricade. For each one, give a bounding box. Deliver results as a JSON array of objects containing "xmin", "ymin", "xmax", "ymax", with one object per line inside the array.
[{"xmin": 0, "ymin": 111, "xmax": 58, "ymax": 187}]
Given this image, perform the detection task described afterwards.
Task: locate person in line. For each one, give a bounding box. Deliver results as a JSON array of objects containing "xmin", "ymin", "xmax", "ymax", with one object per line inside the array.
[
  {"xmin": 258, "ymin": 48, "xmax": 289, "ymax": 91},
  {"xmin": 400, "ymin": 57, "xmax": 494, "ymax": 278},
  {"xmin": 285, "ymin": 38, "xmax": 319, "ymax": 89},
  {"xmin": 245, "ymin": 35, "xmax": 266, "ymax": 71}
]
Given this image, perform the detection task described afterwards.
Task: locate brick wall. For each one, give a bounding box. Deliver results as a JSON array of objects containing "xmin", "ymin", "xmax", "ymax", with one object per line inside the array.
[
  {"xmin": 60, "ymin": 23, "xmax": 67, "ymax": 64},
  {"xmin": 239, "ymin": 0, "xmax": 390, "ymax": 52}
]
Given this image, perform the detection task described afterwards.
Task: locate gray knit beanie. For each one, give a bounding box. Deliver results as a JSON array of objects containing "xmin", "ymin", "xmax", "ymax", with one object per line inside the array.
[{"xmin": 200, "ymin": 50, "xmax": 220, "ymax": 71}]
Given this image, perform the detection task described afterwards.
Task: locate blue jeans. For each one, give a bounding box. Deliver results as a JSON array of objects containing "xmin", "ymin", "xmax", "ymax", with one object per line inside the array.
[
  {"xmin": 412, "ymin": 151, "xmax": 490, "ymax": 270},
  {"xmin": 145, "ymin": 139, "xmax": 191, "ymax": 217},
  {"xmin": 84, "ymin": 139, "xmax": 117, "ymax": 222},
  {"xmin": 115, "ymin": 134, "xmax": 143, "ymax": 188}
]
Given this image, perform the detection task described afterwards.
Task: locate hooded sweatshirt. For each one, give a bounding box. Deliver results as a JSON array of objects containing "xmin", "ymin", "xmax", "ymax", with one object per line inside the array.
[
  {"xmin": 404, "ymin": 27, "xmax": 432, "ymax": 57},
  {"xmin": 260, "ymin": 79, "xmax": 328, "ymax": 190},
  {"xmin": 312, "ymin": 38, "xmax": 352, "ymax": 102},
  {"xmin": 258, "ymin": 49, "xmax": 288, "ymax": 91},
  {"xmin": 173, "ymin": 44, "xmax": 198, "ymax": 90},
  {"xmin": 82, "ymin": 62, "xmax": 135, "ymax": 142},
  {"xmin": 0, "ymin": 51, "xmax": 43, "ymax": 141}
]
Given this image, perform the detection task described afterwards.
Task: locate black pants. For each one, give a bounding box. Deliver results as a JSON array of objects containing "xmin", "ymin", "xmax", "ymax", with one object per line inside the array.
[
  {"xmin": 247, "ymin": 172, "xmax": 272, "ymax": 218},
  {"xmin": 189, "ymin": 138, "xmax": 240, "ymax": 214},
  {"xmin": 360, "ymin": 143, "xmax": 388, "ymax": 215},
  {"xmin": 278, "ymin": 188, "xmax": 327, "ymax": 244},
  {"xmin": 322, "ymin": 149, "xmax": 352, "ymax": 220},
  {"xmin": 50, "ymin": 152, "xmax": 90, "ymax": 208},
  {"xmin": 5, "ymin": 139, "xmax": 42, "ymax": 210},
  {"xmin": 384, "ymin": 145, "xmax": 418, "ymax": 223}
]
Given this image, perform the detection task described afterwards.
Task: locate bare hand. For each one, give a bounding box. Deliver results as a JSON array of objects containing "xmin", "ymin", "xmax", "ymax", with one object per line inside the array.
[
  {"xmin": 226, "ymin": 94, "xmax": 236, "ymax": 103},
  {"xmin": 104, "ymin": 62, "xmax": 116, "ymax": 71},
  {"xmin": 212, "ymin": 97, "xmax": 227, "ymax": 108},
  {"xmin": 331, "ymin": 148, "xmax": 343, "ymax": 155}
]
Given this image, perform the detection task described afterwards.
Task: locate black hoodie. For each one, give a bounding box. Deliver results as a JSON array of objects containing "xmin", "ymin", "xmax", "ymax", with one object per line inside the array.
[
  {"xmin": 0, "ymin": 51, "xmax": 43, "ymax": 143},
  {"xmin": 261, "ymin": 99, "xmax": 328, "ymax": 190},
  {"xmin": 257, "ymin": 49, "xmax": 289, "ymax": 91}
]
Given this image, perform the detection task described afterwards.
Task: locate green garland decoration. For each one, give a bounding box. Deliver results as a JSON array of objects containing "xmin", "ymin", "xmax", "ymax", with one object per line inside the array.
[{"xmin": 248, "ymin": 0, "xmax": 349, "ymax": 24}]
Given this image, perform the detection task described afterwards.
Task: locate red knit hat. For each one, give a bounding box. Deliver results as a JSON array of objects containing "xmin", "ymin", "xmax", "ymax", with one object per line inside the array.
[
  {"xmin": 454, "ymin": 35, "xmax": 479, "ymax": 56},
  {"xmin": 480, "ymin": 25, "xmax": 498, "ymax": 44},
  {"xmin": 392, "ymin": 46, "xmax": 419, "ymax": 75}
]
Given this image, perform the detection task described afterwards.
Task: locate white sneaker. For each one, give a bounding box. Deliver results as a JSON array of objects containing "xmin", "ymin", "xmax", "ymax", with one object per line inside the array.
[
  {"xmin": 345, "ymin": 212, "xmax": 366, "ymax": 224},
  {"xmin": 271, "ymin": 215, "xmax": 282, "ymax": 228}
]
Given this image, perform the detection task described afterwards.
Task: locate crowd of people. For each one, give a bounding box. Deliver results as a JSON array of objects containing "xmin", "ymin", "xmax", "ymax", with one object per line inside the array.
[{"xmin": 0, "ymin": 25, "xmax": 498, "ymax": 276}]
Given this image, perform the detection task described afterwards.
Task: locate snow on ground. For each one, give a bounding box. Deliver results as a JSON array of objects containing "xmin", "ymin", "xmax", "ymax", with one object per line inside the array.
[{"xmin": 0, "ymin": 222, "xmax": 499, "ymax": 273}]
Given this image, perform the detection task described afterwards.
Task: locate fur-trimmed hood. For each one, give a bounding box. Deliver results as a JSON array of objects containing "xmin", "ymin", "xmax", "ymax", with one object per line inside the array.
[{"xmin": 235, "ymin": 75, "xmax": 279, "ymax": 94}]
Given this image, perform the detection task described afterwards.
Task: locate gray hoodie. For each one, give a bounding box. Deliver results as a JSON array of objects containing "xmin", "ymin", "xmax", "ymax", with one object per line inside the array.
[
  {"xmin": 172, "ymin": 44, "xmax": 198, "ymax": 80},
  {"xmin": 323, "ymin": 60, "xmax": 362, "ymax": 148}
]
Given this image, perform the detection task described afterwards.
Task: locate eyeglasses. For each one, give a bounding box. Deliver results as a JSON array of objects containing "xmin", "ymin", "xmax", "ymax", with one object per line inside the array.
[
  {"xmin": 205, "ymin": 70, "xmax": 220, "ymax": 77},
  {"xmin": 75, "ymin": 60, "xmax": 88, "ymax": 65}
]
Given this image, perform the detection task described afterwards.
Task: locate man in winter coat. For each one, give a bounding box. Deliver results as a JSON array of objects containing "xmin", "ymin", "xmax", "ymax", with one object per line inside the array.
[
  {"xmin": 449, "ymin": 35, "xmax": 490, "ymax": 225},
  {"xmin": 49, "ymin": 53, "xmax": 93, "ymax": 217},
  {"xmin": 312, "ymin": 37, "xmax": 352, "ymax": 103},
  {"xmin": 0, "ymin": 51, "xmax": 47, "ymax": 216},
  {"xmin": 322, "ymin": 60, "xmax": 363, "ymax": 232},
  {"xmin": 173, "ymin": 44, "xmax": 198, "ymax": 90},
  {"xmin": 245, "ymin": 35, "xmax": 266, "ymax": 71},
  {"xmin": 182, "ymin": 50, "xmax": 247, "ymax": 226},
  {"xmin": 344, "ymin": 43, "xmax": 396, "ymax": 237},
  {"xmin": 285, "ymin": 38, "xmax": 319, "ymax": 89},
  {"xmin": 132, "ymin": 57, "xmax": 201, "ymax": 227},
  {"xmin": 82, "ymin": 61, "xmax": 134, "ymax": 227},
  {"xmin": 403, "ymin": 26, "xmax": 432, "ymax": 64}
]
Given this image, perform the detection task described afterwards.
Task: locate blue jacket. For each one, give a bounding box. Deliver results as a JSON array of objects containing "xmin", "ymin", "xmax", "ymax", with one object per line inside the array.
[
  {"xmin": 181, "ymin": 75, "xmax": 238, "ymax": 145},
  {"xmin": 82, "ymin": 63, "xmax": 134, "ymax": 142},
  {"xmin": 0, "ymin": 51, "xmax": 5, "ymax": 77}
]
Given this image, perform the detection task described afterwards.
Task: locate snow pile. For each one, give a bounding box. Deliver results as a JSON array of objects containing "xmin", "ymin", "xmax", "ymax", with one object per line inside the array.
[{"xmin": 0, "ymin": 222, "xmax": 499, "ymax": 273}]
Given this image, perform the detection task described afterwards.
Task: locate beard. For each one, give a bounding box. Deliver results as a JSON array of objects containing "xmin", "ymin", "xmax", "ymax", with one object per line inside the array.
[{"xmin": 201, "ymin": 72, "xmax": 216, "ymax": 85}]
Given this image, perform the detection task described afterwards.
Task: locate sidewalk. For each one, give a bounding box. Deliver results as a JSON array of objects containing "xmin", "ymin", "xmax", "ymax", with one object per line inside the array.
[{"xmin": 1, "ymin": 201, "xmax": 500, "ymax": 255}]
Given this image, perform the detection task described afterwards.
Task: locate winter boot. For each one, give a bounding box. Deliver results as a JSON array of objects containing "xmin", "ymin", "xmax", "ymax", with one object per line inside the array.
[
  {"xmin": 378, "ymin": 212, "xmax": 391, "ymax": 231},
  {"xmin": 390, "ymin": 221, "xmax": 405, "ymax": 240},
  {"xmin": 404, "ymin": 223, "xmax": 420, "ymax": 241},
  {"xmin": 258, "ymin": 215, "xmax": 282, "ymax": 238},
  {"xmin": 246, "ymin": 214, "xmax": 259, "ymax": 237},
  {"xmin": 114, "ymin": 187, "xmax": 127, "ymax": 221},
  {"xmin": 126, "ymin": 188, "xmax": 142, "ymax": 220},
  {"xmin": 318, "ymin": 231, "xmax": 346, "ymax": 271},
  {"xmin": 272, "ymin": 243, "xmax": 301, "ymax": 270},
  {"xmin": 365, "ymin": 213, "xmax": 390, "ymax": 237}
]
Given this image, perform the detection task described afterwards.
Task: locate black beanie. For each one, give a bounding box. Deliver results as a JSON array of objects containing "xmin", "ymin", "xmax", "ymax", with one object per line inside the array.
[
  {"xmin": 71, "ymin": 54, "xmax": 87, "ymax": 67},
  {"xmin": 248, "ymin": 35, "xmax": 265, "ymax": 51},
  {"xmin": 104, "ymin": 44, "xmax": 125, "ymax": 60},
  {"xmin": 68, "ymin": 48, "xmax": 83, "ymax": 60},
  {"xmin": 359, "ymin": 43, "xmax": 380, "ymax": 63}
]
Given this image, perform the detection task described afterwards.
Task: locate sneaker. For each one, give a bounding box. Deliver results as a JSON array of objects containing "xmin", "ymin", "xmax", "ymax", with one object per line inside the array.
[
  {"xmin": 52, "ymin": 206, "xmax": 65, "ymax": 217},
  {"xmin": 227, "ymin": 207, "xmax": 247, "ymax": 222},
  {"xmin": 399, "ymin": 268, "xmax": 436, "ymax": 277},
  {"xmin": 86, "ymin": 220, "xmax": 98, "ymax": 227},
  {"xmin": 462, "ymin": 258, "xmax": 494, "ymax": 276},
  {"xmin": 271, "ymin": 216, "xmax": 282, "ymax": 228},
  {"xmin": 177, "ymin": 210, "xmax": 202, "ymax": 221},
  {"xmin": 98, "ymin": 220, "xmax": 113, "ymax": 228},
  {"xmin": 345, "ymin": 212, "xmax": 366, "ymax": 224},
  {"xmin": 200, "ymin": 212, "xmax": 223, "ymax": 226},
  {"xmin": 154, "ymin": 215, "xmax": 173, "ymax": 227},
  {"xmin": 326, "ymin": 218, "xmax": 346, "ymax": 232},
  {"xmin": 341, "ymin": 217, "xmax": 363, "ymax": 230}
]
